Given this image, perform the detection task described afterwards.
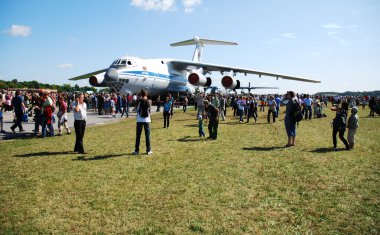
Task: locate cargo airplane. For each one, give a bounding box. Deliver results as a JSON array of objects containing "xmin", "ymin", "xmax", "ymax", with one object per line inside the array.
[{"xmin": 69, "ymin": 37, "xmax": 320, "ymax": 96}]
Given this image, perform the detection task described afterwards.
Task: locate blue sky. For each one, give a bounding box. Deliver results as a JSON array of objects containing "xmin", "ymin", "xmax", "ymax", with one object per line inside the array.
[{"xmin": 0, "ymin": 0, "xmax": 379, "ymax": 94}]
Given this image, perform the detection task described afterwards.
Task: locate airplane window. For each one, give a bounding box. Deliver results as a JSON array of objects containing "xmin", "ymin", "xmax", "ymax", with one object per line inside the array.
[{"xmin": 127, "ymin": 61, "xmax": 132, "ymax": 65}]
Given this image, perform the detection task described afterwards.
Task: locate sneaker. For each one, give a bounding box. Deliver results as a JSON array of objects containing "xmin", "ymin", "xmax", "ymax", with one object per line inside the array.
[
  {"xmin": 67, "ymin": 131, "xmax": 71, "ymax": 135},
  {"xmin": 10, "ymin": 127, "xmax": 16, "ymax": 133},
  {"xmin": 132, "ymin": 151, "xmax": 139, "ymax": 155},
  {"xmin": 147, "ymin": 151, "xmax": 153, "ymax": 155}
]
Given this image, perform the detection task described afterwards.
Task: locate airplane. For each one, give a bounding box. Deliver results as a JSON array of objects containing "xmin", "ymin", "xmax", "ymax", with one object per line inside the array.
[
  {"xmin": 233, "ymin": 82, "xmax": 279, "ymax": 94},
  {"xmin": 69, "ymin": 36, "xmax": 320, "ymax": 97}
]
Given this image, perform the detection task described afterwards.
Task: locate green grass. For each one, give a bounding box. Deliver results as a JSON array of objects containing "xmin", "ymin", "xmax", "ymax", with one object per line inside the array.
[{"xmin": 1, "ymin": 108, "xmax": 379, "ymax": 234}]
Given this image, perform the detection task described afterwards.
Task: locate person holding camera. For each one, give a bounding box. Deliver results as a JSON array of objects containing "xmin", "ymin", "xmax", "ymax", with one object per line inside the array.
[{"xmin": 72, "ymin": 93, "xmax": 87, "ymax": 154}]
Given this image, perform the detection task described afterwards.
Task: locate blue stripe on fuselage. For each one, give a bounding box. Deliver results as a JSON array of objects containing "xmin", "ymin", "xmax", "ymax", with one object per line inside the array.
[{"xmin": 120, "ymin": 71, "xmax": 171, "ymax": 79}]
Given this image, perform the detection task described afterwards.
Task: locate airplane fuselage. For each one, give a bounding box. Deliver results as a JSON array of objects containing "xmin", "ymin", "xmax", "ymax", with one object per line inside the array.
[{"xmin": 102, "ymin": 57, "xmax": 195, "ymax": 97}]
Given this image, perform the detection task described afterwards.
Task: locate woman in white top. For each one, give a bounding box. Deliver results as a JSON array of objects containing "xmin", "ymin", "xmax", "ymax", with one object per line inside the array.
[{"xmin": 72, "ymin": 93, "xmax": 87, "ymax": 154}]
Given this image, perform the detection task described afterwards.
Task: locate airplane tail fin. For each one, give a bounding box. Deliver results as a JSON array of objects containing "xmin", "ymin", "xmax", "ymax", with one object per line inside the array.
[{"xmin": 170, "ymin": 36, "xmax": 237, "ymax": 63}]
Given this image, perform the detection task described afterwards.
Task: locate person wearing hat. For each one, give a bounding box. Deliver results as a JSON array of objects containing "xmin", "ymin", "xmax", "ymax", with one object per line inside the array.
[
  {"xmin": 347, "ymin": 106, "xmax": 359, "ymax": 149},
  {"xmin": 204, "ymin": 99, "xmax": 219, "ymax": 140}
]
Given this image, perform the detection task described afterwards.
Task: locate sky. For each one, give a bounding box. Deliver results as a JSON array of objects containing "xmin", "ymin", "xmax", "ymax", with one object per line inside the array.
[{"xmin": 0, "ymin": 0, "xmax": 379, "ymax": 94}]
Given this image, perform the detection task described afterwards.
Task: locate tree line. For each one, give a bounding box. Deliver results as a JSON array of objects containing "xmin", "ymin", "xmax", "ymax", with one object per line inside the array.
[{"xmin": 0, "ymin": 79, "xmax": 109, "ymax": 93}]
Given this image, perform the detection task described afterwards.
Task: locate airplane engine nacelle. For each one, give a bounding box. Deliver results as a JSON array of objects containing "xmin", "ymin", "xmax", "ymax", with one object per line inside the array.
[
  {"xmin": 188, "ymin": 73, "xmax": 212, "ymax": 87},
  {"xmin": 89, "ymin": 72, "xmax": 107, "ymax": 87},
  {"xmin": 221, "ymin": 76, "xmax": 240, "ymax": 89}
]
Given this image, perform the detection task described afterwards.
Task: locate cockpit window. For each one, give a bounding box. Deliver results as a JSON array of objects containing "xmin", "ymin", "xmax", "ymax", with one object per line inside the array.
[{"xmin": 121, "ymin": 60, "xmax": 126, "ymax": 65}]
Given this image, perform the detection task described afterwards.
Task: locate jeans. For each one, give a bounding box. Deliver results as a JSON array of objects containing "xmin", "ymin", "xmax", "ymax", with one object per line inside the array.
[
  {"xmin": 135, "ymin": 122, "xmax": 151, "ymax": 153},
  {"xmin": 163, "ymin": 111, "xmax": 170, "ymax": 127},
  {"xmin": 305, "ymin": 106, "xmax": 312, "ymax": 119}
]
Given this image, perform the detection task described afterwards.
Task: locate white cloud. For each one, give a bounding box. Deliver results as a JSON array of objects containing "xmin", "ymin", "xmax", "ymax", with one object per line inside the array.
[
  {"xmin": 322, "ymin": 23, "xmax": 342, "ymax": 29},
  {"xmin": 281, "ymin": 33, "xmax": 296, "ymax": 39},
  {"xmin": 58, "ymin": 63, "xmax": 74, "ymax": 69},
  {"xmin": 4, "ymin": 25, "xmax": 32, "ymax": 37},
  {"xmin": 327, "ymin": 31, "xmax": 339, "ymax": 36},
  {"xmin": 131, "ymin": 0, "xmax": 176, "ymax": 12},
  {"xmin": 183, "ymin": 0, "xmax": 202, "ymax": 13}
]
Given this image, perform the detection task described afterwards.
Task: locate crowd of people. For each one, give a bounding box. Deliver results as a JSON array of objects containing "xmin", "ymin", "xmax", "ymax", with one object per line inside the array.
[{"xmin": 0, "ymin": 89, "xmax": 379, "ymax": 155}]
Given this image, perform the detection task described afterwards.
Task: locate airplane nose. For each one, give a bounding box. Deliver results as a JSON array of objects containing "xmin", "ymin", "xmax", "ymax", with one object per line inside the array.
[{"xmin": 105, "ymin": 68, "xmax": 119, "ymax": 82}]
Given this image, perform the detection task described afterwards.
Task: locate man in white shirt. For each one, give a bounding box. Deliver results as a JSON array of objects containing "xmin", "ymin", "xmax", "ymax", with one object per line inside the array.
[{"xmin": 72, "ymin": 93, "xmax": 87, "ymax": 154}]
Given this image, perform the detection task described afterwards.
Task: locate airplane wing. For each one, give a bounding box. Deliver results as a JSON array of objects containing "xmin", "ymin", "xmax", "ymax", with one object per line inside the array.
[
  {"xmin": 69, "ymin": 69, "xmax": 107, "ymax": 80},
  {"xmin": 170, "ymin": 60, "xmax": 320, "ymax": 83},
  {"xmin": 238, "ymin": 86, "xmax": 279, "ymax": 89}
]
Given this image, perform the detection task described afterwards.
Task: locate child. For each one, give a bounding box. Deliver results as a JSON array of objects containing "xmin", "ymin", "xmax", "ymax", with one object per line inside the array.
[
  {"xmin": 198, "ymin": 115, "xmax": 205, "ymax": 137},
  {"xmin": 110, "ymin": 99, "xmax": 116, "ymax": 118},
  {"xmin": 347, "ymin": 106, "xmax": 359, "ymax": 149}
]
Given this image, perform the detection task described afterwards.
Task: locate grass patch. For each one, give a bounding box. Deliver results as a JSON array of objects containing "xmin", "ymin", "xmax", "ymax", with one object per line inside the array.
[{"xmin": 1, "ymin": 108, "xmax": 379, "ymax": 234}]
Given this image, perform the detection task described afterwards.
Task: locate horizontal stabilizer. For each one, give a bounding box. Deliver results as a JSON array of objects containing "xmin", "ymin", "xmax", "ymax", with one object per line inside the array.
[
  {"xmin": 170, "ymin": 36, "xmax": 237, "ymax": 47},
  {"xmin": 239, "ymin": 87, "xmax": 279, "ymax": 90},
  {"xmin": 69, "ymin": 69, "xmax": 107, "ymax": 80}
]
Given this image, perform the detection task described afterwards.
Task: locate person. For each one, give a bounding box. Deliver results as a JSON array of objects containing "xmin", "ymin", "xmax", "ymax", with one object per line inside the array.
[
  {"xmin": 219, "ymin": 95, "xmax": 226, "ymax": 121},
  {"xmin": 120, "ymin": 95, "xmax": 129, "ymax": 118},
  {"xmin": 10, "ymin": 91, "xmax": 26, "ymax": 133},
  {"xmin": 267, "ymin": 95, "xmax": 277, "ymax": 123},
  {"xmin": 284, "ymin": 91, "xmax": 299, "ymax": 147},
  {"xmin": 43, "ymin": 103, "xmax": 54, "ymax": 137},
  {"xmin": 368, "ymin": 97, "xmax": 376, "ymax": 117},
  {"xmin": 132, "ymin": 89, "xmax": 152, "ymax": 155},
  {"xmin": 156, "ymin": 95, "xmax": 161, "ymax": 112},
  {"xmin": 0, "ymin": 104, "xmax": 4, "ymax": 133},
  {"xmin": 237, "ymin": 96, "xmax": 245, "ymax": 123},
  {"xmin": 183, "ymin": 96, "xmax": 188, "ymax": 112},
  {"xmin": 275, "ymin": 95, "xmax": 282, "ymax": 118},
  {"xmin": 303, "ymin": 94, "xmax": 313, "ymax": 120},
  {"xmin": 57, "ymin": 96, "xmax": 71, "ymax": 136},
  {"xmin": 168, "ymin": 93, "xmax": 174, "ymax": 118},
  {"xmin": 332, "ymin": 105, "xmax": 350, "ymax": 150},
  {"xmin": 196, "ymin": 93, "xmax": 205, "ymax": 119},
  {"xmin": 72, "ymin": 93, "xmax": 87, "ymax": 154},
  {"xmin": 204, "ymin": 100, "xmax": 219, "ymax": 140},
  {"xmin": 163, "ymin": 97, "xmax": 171, "ymax": 128},
  {"xmin": 347, "ymin": 106, "xmax": 359, "ymax": 149},
  {"xmin": 198, "ymin": 114, "xmax": 205, "ymax": 137}
]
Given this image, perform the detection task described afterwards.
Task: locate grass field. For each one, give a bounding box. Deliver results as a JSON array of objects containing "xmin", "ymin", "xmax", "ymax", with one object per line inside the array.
[{"xmin": 0, "ymin": 107, "xmax": 379, "ymax": 234}]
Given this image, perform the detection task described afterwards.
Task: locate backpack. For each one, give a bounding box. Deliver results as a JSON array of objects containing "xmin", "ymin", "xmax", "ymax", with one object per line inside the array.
[
  {"xmin": 291, "ymin": 99, "xmax": 303, "ymax": 122},
  {"xmin": 138, "ymin": 99, "xmax": 151, "ymax": 118}
]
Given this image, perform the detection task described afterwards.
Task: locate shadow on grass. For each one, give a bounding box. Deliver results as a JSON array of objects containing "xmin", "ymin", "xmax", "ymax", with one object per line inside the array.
[
  {"xmin": 184, "ymin": 124, "xmax": 198, "ymax": 128},
  {"xmin": 72, "ymin": 153, "xmax": 129, "ymax": 161},
  {"xmin": 309, "ymin": 147, "xmax": 342, "ymax": 153},
  {"xmin": 177, "ymin": 136, "xmax": 204, "ymax": 142},
  {"xmin": 242, "ymin": 146, "xmax": 286, "ymax": 151},
  {"xmin": 14, "ymin": 151, "xmax": 73, "ymax": 158}
]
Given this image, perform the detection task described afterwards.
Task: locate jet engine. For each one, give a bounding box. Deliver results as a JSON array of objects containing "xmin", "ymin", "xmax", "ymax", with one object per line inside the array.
[
  {"xmin": 89, "ymin": 72, "xmax": 107, "ymax": 87},
  {"xmin": 221, "ymin": 75, "xmax": 240, "ymax": 89},
  {"xmin": 188, "ymin": 72, "xmax": 212, "ymax": 87}
]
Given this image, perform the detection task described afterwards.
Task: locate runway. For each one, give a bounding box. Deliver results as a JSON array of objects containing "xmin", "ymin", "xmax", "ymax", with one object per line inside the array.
[{"xmin": 0, "ymin": 106, "xmax": 165, "ymax": 140}]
